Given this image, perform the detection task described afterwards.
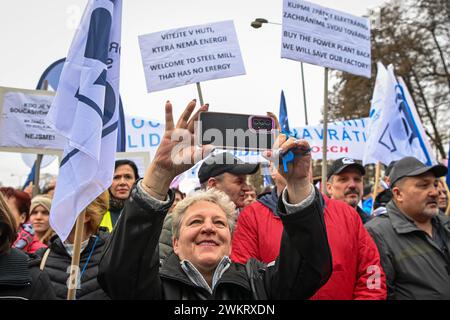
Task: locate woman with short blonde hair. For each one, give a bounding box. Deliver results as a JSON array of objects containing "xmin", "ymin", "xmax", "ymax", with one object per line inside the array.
[
  {"xmin": 171, "ymin": 189, "xmax": 236, "ymax": 240},
  {"xmin": 36, "ymin": 191, "xmax": 111, "ymax": 300}
]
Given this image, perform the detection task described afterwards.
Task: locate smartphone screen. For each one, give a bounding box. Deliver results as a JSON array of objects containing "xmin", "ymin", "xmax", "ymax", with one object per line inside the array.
[{"xmin": 196, "ymin": 112, "xmax": 277, "ymax": 151}]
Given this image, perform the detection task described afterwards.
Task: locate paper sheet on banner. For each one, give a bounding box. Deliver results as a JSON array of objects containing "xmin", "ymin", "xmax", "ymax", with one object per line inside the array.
[
  {"xmin": 138, "ymin": 20, "xmax": 246, "ymax": 92},
  {"xmin": 0, "ymin": 88, "xmax": 65, "ymax": 150},
  {"xmin": 281, "ymin": 0, "xmax": 371, "ymax": 78},
  {"xmin": 124, "ymin": 113, "xmax": 369, "ymax": 161}
]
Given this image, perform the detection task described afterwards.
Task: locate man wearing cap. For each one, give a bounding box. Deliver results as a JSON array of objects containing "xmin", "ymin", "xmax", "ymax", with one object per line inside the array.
[
  {"xmin": 326, "ymin": 157, "xmax": 371, "ymax": 223},
  {"xmin": 232, "ymin": 162, "xmax": 387, "ymax": 300},
  {"xmin": 366, "ymin": 156, "xmax": 450, "ymax": 299},
  {"xmin": 198, "ymin": 152, "xmax": 259, "ymax": 210}
]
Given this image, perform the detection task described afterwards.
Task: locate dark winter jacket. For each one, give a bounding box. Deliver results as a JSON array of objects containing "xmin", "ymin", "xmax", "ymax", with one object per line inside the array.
[
  {"xmin": 366, "ymin": 200, "xmax": 450, "ymax": 299},
  {"xmin": 0, "ymin": 248, "xmax": 55, "ymax": 300},
  {"xmin": 36, "ymin": 229, "xmax": 110, "ymax": 300},
  {"xmin": 98, "ymin": 183, "xmax": 332, "ymax": 300},
  {"xmin": 158, "ymin": 213, "xmax": 174, "ymax": 264},
  {"xmin": 357, "ymin": 206, "xmax": 372, "ymax": 224},
  {"xmin": 232, "ymin": 192, "xmax": 387, "ymax": 299}
]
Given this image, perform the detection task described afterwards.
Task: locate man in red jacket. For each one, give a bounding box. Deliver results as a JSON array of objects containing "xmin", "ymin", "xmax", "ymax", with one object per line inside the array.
[
  {"xmin": 326, "ymin": 157, "xmax": 371, "ymax": 223},
  {"xmin": 231, "ymin": 163, "xmax": 387, "ymax": 300}
]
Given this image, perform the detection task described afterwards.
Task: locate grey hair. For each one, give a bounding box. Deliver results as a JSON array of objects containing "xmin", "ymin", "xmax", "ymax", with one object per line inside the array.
[{"xmin": 171, "ymin": 188, "xmax": 236, "ymax": 239}]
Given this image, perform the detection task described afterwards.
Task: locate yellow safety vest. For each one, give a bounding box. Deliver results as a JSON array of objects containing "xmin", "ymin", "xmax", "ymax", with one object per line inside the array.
[{"xmin": 100, "ymin": 210, "xmax": 113, "ymax": 232}]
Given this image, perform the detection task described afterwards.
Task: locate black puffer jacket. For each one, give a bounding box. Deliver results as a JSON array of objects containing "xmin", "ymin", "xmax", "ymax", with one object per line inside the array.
[
  {"xmin": 158, "ymin": 213, "xmax": 174, "ymax": 264},
  {"xmin": 98, "ymin": 184, "xmax": 332, "ymax": 300},
  {"xmin": 0, "ymin": 248, "xmax": 55, "ymax": 300},
  {"xmin": 36, "ymin": 229, "xmax": 110, "ymax": 300}
]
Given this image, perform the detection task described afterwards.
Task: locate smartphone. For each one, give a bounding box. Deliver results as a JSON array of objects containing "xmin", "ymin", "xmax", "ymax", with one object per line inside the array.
[{"xmin": 196, "ymin": 111, "xmax": 277, "ymax": 151}]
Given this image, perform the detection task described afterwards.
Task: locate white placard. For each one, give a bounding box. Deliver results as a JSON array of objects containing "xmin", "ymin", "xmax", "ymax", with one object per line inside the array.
[
  {"xmin": 124, "ymin": 114, "xmax": 165, "ymax": 157},
  {"xmin": 115, "ymin": 151, "xmax": 150, "ymax": 178},
  {"xmin": 124, "ymin": 112, "xmax": 368, "ymax": 161},
  {"xmin": 138, "ymin": 20, "xmax": 246, "ymax": 92},
  {"xmin": 293, "ymin": 118, "xmax": 369, "ymax": 160},
  {"xmin": 0, "ymin": 87, "xmax": 65, "ymax": 150},
  {"xmin": 281, "ymin": 0, "xmax": 371, "ymax": 78}
]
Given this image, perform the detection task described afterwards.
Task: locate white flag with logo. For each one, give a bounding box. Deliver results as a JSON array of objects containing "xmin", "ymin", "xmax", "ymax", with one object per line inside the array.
[
  {"xmin": 363, "ymin": 62, "xmax": 434, "ymax": 166},
  {"xmin": 46, "ymin": 0, "xmax": 122, "ymax": 241}
]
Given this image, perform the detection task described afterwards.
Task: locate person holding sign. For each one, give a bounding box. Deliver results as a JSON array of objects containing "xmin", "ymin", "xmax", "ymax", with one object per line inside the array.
[{"xmin": 98, "ymin": 100, "xmax": 332, "ymax": 300}]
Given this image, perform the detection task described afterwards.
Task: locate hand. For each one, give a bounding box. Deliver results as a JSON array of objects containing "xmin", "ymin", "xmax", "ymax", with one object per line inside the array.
[
  {"xmin": 264, "ymin": 135, "xmax": 312, "ymax": 203},
  {"xmin": 266, "ymin": 111, "xmax": 281, "ymax": 131},
  {"xmin": 142, "ymin": 100, "xmax": 213, "ymax": 200}
]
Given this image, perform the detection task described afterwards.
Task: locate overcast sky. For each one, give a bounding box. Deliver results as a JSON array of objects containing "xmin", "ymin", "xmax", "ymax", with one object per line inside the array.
[{"xmin": 0, "ymin": 0, "xmax": 386, "ymax": 187}]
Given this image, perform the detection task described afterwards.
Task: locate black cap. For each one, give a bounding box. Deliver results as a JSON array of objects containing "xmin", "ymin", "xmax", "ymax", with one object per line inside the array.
[
  {"xmin": 327, "ymin": 157, "xmax": 365, "ymax": 180},
  {"xmin": 389, "ymin": 156, "xmax": 448, "ymax": 187},
  {"xmin": 384, "ymin": 161, "xmax": 397, "ymax": 177},
  {"xmin": 373, "ymin": 189, "xmax": 393, "ymax": 210},
  {"xmin": 198, "ymin": 152, "xmax": 260, "ymax": 184}
]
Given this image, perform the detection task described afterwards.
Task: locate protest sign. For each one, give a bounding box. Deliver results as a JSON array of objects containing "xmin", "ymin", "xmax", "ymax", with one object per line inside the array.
[
  {"xmin": 217, "ymin": 118, "xmax": 368, "ymax": 161},
  {"xmin": 138, "ymin": 20, "xmax": 246, "ymax": 92},
  {"xmin": 124, "ymin": 114, "xmax": 165, "ymax": 158},
  {"xmin": 281, "ymin": 0, "xmax": 371, "ymax": 78},
  {"xmin": 124, "ymin": 112, "xmax": 368, "ymax": 161},
  {"xmin": 115, "ymin": 151, "xmax": 150, "ymax": 178},
  {"xmin": 293, "ymin": 118, "xmax": 368, "ymax": 160},
  {"xmin": 0, "ymin": 86, "xmax": 64, "ymax": 153}
]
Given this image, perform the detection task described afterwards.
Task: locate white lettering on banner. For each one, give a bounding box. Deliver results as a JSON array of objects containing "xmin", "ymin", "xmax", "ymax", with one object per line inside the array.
[
  {"xmin": 281, "ymin": 0, "xmax": 371, "ymax": 78},
  {"xmin": 0, "ymin": 90, "xmax": 65, "ymax": 150},
  {"xmin": 139, "ymin": 20, "xmax": 246, "ymax": 92},
  {"xmin": 124, "ymin": 113, "xmax": 368, "ymax": 161}
]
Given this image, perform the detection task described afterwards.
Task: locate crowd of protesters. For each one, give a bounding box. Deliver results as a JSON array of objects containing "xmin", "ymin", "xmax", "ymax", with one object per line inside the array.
[{"xmin": 0, "ymin": 100, "xmax": 450, "ymax": 300}]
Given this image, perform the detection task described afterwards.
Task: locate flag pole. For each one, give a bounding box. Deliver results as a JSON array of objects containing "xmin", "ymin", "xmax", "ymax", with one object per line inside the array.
[
  {"xmin": 32, "ymin": 80, "xmax": 49, "ymax": 197},
  {"xmin": 441, "ymin": 177, "xmax": 450, "ymax": 216},
  {"xmin": 321, "ymin": 67, "xmax": 329, "ymax": 193},
  {"xmin": 196, "ymin": 82, "xmax": 204, "ymax": 106},
  {"xmin": 67, "ymin": 210, "xmax": 86, "ymax": 300},
  {"xmin": 300, "ymin": 62, "xmax": 308, "ymax": 125},
  {"xmin": 372, "ymin": 162, "xmax": 382, "ymax": 212}
]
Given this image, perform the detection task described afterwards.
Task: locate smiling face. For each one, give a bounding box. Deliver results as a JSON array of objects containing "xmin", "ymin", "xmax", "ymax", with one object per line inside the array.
[
  {"xmin": 173, "ymin": 200, "xmax": 232, "ymax": 275},
  {"xmin": 392, "ymin": 173, "xmax": 440, "ymax": 221}
]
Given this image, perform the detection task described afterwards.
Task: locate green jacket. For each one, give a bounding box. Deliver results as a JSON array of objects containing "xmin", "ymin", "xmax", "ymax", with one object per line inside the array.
[{"xmin": 366, "ymin": 201, "xmax": 450, "ymax": 300}]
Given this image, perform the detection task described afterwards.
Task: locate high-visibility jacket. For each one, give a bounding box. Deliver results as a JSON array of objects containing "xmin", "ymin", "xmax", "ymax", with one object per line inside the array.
[{"xmin": 100, "ymin": 211, "xmax": 113, "ymax": 232}]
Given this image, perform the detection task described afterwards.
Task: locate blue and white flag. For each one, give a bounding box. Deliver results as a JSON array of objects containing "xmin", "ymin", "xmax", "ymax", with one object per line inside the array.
[
  {"xmin": 46, "ymin": 0, "xmax": 122, "ymax": 241},
  {"xmin": 279, "ymin": 90, "xmax": 290, "ymax": 134},
  {"xmin": 363, "ymin": 62, "xmax": 434, "ymax": 166},
  {"xmin": 447, "ymin": 140, "xmax": 450, "ymax": 189}
]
